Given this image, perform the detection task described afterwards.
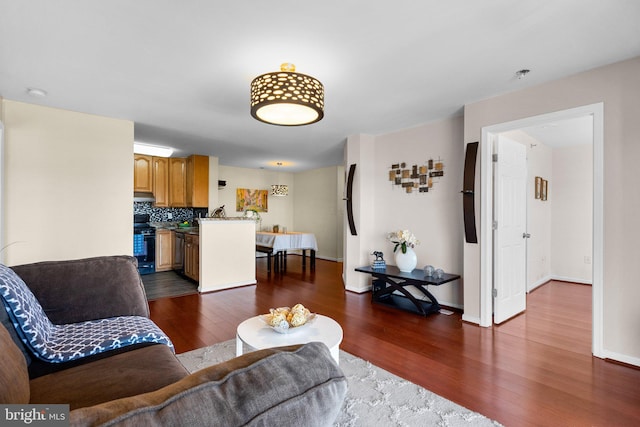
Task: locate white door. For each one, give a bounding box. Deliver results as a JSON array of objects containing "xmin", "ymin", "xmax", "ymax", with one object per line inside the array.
[{"xmin": 493, "ymin": 135, "xmax": 528, "ymax": 324}]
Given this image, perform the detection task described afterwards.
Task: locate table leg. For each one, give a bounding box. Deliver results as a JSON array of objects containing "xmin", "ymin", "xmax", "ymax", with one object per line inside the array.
[
  {"xmin": 371, "ymin": 277, "xmax": 438, "ymax": 316},
  {"xmin": 302, "ymin": 249, "xmax": 307, "ymax": 269},
  {"xmin": 235, "ymin": 335, "xmax": 243, "ymax": 357},
  {"xmin": 329, "ymin": 345, "xmax": 340, "ymax": 365},
  {"xmin": 413, "ymin": 285, "xmax": 441, "ymax": 312},
  {"xmin": 267, "ymin": 252, "xmax": 272, "ymax": 273},
  {"xmin": 311, "ymin": 249, "xmax": 316, "ymax": 270},
  {"xmin": 283, "ymin": 250, "xmax": 287, "ymax": 271}
]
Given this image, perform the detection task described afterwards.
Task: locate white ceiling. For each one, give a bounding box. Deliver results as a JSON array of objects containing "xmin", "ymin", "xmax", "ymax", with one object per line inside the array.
[
  {"xmin": 521, "ymin": 115, "xmax": 594, "ymax": 148},
  {"xmin": 1, "ymin": 1, "xmax": 639, "ymax": 171}
]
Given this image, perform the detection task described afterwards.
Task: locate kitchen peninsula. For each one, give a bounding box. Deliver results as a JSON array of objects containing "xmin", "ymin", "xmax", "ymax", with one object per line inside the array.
[{"xmin": 197, "ymin": 218, "xmax": 257, "ymax": 292}]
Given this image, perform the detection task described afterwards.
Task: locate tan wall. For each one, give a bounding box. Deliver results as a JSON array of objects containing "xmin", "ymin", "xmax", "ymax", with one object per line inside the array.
[
  {"xmin": 551, "ymin": 144, "xmax": 593, "ymax": 283},
  {"xmin": 463, "ymin": 56, "xmax": 640, "ymax": 361},
  {"xmin": 216, "ymin": 164, "xmax": 344, "ymax": 261},
  {"xmin": 343, "ymin": 116, "xmax": 464, "ymax": 302},
  {"xmin": 293, "ymin": 166, "xmax": 344, "ymax": 261},
  {"xmin": 217, "ymin": 165, "xmax": 294, "ymax": 229},
  {"xmin": 1, "ymin": 100, "xmax": 133, "ymax": 265}
]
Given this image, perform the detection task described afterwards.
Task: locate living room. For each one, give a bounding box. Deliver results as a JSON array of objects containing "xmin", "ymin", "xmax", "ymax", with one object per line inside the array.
[{"xmin": 1, "ymin": 1, "xmax": 640, "ymax": 425}]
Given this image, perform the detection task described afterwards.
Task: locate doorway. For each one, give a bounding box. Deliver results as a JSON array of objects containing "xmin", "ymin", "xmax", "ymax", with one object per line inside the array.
[
  {"xmin": 0, "ymin": 120, "xmax": 4, "ymax": 263},
  {"xmin": 479, "ymin": 103, "xmax": 604, "ymax": 357}
]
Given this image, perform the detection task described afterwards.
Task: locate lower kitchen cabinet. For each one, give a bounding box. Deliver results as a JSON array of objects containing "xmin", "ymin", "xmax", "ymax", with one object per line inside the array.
[
  {"xmin": 173, "ymin": 231, "xmax": 184, "ymax": 270},
  {"xmin": 184, "ymin": 234, "xmax": 199, "ymax": 281},
  {"xmin": 155, "ymin": 229, "xmax": 174, "ymax": 272}
]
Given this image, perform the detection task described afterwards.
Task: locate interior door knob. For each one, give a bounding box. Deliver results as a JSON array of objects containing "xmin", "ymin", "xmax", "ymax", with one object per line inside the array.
[{"xmin": 522, "ymin": 233, "xmax": 531, "ymax": 239}]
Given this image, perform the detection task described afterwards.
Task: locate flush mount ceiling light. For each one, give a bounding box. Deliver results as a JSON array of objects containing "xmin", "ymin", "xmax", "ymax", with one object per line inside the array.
[
  {"xmin": 250, "ymin": 63, "xmax": 324, "ymax": 126},
  {"xmin": 133, "ymin": 142, "xmax": 174, "ymax": 157},
  {"xmin": 271, "ymin": 162, "xmax": 289, "ymax": 196}
]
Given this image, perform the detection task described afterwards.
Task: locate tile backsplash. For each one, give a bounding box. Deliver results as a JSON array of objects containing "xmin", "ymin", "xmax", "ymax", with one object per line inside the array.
[{"xmin": 134, "ymin": 202, "xmax": 208, "ymax": 223}]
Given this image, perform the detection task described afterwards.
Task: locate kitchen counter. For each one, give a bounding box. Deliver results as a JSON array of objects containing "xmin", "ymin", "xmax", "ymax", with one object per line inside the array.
[
  {"xmin": 152, "ymin": 223, "xmax": 199, "ymax": 235},
  {"xmin": 198, "ymin": 218, "xmax": 256, "ymax": 292},
  {"xmin": 172, "ymin": 227, "xmax": 199, "ymax": 235}
]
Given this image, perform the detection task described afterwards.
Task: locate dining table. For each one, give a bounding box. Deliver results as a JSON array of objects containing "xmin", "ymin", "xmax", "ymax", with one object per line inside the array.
[{"xmin": 255, "ymin": 231, "xmax": 318, "ymax": 272}]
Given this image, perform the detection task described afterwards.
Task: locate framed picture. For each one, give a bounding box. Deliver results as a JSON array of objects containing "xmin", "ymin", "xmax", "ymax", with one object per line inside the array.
[
  {"xmin": 541, "ymin": 179, "xmax": 548, "ymax": 201},
  {"xmin": 236, "ymin": 188, "xmax": 268, "ymax": 212},
  {"xmin": 535, "ymin": 176, "xmax": 542, "ymax": 199}
]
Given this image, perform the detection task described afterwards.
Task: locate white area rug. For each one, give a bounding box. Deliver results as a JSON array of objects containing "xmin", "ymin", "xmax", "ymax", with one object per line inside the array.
[{"xmin": 177, "ymin": 340, "xmax": 502, "ymax": 427}]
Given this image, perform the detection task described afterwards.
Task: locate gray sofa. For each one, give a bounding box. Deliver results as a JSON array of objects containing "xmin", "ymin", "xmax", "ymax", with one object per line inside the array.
[{"xmin": 0, "ymin": 256, "xmax": 347, "ymax": 426}]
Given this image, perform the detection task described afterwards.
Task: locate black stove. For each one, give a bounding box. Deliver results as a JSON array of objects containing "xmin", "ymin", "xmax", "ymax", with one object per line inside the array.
[{"xmin": 133, "ymin": 214, "xmax": 155, "ymax": 275}]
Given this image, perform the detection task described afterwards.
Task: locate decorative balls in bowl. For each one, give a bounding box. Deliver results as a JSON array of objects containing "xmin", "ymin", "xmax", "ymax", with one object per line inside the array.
[{"xmin": 261, "ymin": 303, "xmax": 316, "ymax": 334}]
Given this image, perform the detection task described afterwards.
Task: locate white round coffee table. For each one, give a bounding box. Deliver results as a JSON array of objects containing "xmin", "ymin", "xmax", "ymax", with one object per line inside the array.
[{"xmin": 236, "ymin": 314, "xmax": 343, "ymax": 364}]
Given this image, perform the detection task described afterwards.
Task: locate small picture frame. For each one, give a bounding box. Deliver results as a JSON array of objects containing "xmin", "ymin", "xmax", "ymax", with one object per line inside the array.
[
  {"xmin": 535, "ymin": 176, "xmax": 542, "ymax": 199},
  {"xmin": 541, "ymin": 179, "xmax": 548, "ymax": 201}
]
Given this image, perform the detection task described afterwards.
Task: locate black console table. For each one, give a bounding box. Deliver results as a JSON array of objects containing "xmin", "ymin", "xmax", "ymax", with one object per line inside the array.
[{"xmin": 355, "ymin": 265, "xmax": 460, "ymax": 316}]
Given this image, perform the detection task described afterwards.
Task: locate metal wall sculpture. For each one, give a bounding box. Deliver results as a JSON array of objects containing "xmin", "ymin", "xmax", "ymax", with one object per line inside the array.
[{"xmin": 388, "ymin": 158, "xmax": 445, "ymax": 193}]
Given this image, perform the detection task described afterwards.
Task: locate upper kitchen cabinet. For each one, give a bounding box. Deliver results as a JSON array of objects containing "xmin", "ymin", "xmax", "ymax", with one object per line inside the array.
[
  {"xmin": 135, "ymin": 154, "xmax": 209, "ymax": 208},
  {"xmin": 169, "ymin": 158, "xmax": 187, "ymax": 207},
  {"xmin": 133, "ymin": 154, "xmax": 153, "ymax": 192},
  {"xmin": 152, "ymin": 157, "xmax": 169, "ymax": 207},
  {"xmin": 186, "ymin": 155, "xmax": 209, "ymax": 208}
]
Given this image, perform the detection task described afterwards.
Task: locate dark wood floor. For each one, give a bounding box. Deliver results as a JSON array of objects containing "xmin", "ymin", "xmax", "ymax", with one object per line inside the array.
[
  {"xmin": 148, "ymin": 256, "xmax": 640, "ymax": 427},
  {"xmin": 142, "ymin": 270, "xmax": 198, "ymax": 301}
]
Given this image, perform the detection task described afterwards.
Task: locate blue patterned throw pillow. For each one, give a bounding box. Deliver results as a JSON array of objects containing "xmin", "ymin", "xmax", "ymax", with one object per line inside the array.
[{"xmin": 0, "ymin": 264, "xmax": 173, "ymax": 363}]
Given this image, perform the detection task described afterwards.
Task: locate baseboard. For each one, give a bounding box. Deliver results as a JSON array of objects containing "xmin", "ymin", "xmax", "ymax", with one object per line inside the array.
[
  {"xmin": 528, "ymin": 275, "xmax": 553, "ymax": 292},
  {"xmin": 551, "ymin": 275, "xmax": 592, "ymax": 285},
  {"xmin": 528, "ymin": 275, "xmax": 592, "ymax": 292},
  {"xmin": 259, "ymin": 252, "xmax": 341, "ymax": 262},
  {"xmin": 462, "ymin": 314, "xmax": 481, "ymax": 325},
  {"xmin": 345, "ymin": 283, "xmax": 372, "ymax": 294},
  {"xmin": 602, "ymin": 349, "xmax": 640, "ymax": 368}
]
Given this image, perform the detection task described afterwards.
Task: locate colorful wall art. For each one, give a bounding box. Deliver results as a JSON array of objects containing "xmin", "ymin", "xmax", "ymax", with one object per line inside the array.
[{"xmin": 236, "ymin": 188, "xmax": 268, "ymax": 212}]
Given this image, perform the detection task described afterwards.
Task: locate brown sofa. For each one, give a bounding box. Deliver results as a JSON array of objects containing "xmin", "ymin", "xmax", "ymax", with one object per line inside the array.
[{"xmin": 0, "ymin": 256, "xmax": 347, "ymax": 426}]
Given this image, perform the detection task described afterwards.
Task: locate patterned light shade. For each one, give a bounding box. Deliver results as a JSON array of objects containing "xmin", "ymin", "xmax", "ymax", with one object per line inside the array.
[
  {"xmin": 271, "ymin": 184, "xmax": 289, "ymax": 196},
  {"xmin": 251, "ymin": 63, "xmax": 324, "ymax": 126}
]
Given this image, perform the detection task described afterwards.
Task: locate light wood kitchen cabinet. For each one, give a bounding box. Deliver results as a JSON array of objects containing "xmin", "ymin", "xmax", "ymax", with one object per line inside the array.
[
  {"xmin": 134, "ymin": 154, "xmax": 208, "ymax": 208},
  {"xmin": 155, "ymin": 229, "xmax": 174, "ymax": 272},
  {"xmin": 152, "ymin": 157, "xmax": 169, "ymax": 207},
  {"xmin": 184, "ymin": 234, "xmax": 199, "ymax": 282},
  {"xmin": 186, "ymin": 155, "xmax": 209, "ymax": 208},
  {"xmin": 173, "ymin": 231, "xmax": 184, "ymax": 270},
  {"xmin": 169, "ymin": 158, "xmax": 187, "ymax": 207},
  {"xmin": 133, "ymin": 154, "xmax": 153, "ymax": 192}
]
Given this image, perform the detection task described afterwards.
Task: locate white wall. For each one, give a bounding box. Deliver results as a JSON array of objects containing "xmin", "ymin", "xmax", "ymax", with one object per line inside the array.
[
  {"xmin": 344, "ymin": 116, "xmax": 465, "ymax": 307},
  {"xmin": 524, "ymin": 134, "xmax": 554, "ymax": 289},
  {"xmin": 214, "ymin": 164, "xmax": 346, "ymax": 261},
  {"xmin": 1, "ymin": 100, "xmax": 133, "ymax": 265},
  {"xmin": 217, "ymin": 165, "xmax": 294, "ymax": 231},
  {"xmin": 463, "ymin": 56, "xmax": 640, "ymax": 364},
  {"xmin": 293, "ymin": 166, "xmax": 344, "ymax": 261},
  {"xmin": 502, "ymin": 131, "xmax": 593, "ymax": 289},
  {"xmin": 551, "ymin": 144, "xmax": 593, "ymax": 283},
  {"xmin": 373, "ymin": 116, "xmax": 464, "ymax": 307}
]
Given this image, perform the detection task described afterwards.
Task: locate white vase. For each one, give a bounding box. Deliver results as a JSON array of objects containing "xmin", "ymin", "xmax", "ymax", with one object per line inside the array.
[{"xmin": 395, "ymin": 247, "xmax": 417, "ymax": 272}]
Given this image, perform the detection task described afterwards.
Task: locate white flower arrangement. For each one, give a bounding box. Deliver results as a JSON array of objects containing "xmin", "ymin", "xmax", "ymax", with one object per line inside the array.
[
  {"xmin": 244, "ymin": 208, "xmax": 261, "ymax": 221},
  {"xmin": 387, "ymin": 229, "xmax": 419, "ymax": 254}
]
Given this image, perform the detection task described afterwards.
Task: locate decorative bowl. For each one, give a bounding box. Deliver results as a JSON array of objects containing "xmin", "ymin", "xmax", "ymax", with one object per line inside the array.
[{"xmin": 260, "ymin": 313, "xmax": 317, "ymax": 334}]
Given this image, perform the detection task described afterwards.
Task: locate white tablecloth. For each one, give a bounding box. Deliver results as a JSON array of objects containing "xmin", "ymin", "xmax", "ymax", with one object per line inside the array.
[{"xmin": 255, "ymin": 232, "xmax": 318, "ymax": 252}]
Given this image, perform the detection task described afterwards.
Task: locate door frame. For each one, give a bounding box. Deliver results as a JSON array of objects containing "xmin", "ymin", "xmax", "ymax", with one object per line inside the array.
[
  {"xmin": 479, "ymin": 102, "xmax": 604, "ymax": 357},
  {"xmin": 0, "ymin": 120, "xmax": 4, "ymax": 264}
]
